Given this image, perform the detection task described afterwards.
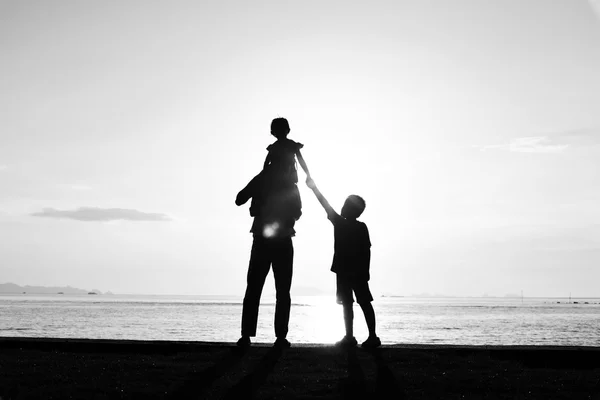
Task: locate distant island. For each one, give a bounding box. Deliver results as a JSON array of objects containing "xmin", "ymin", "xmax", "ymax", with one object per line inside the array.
[{"xmin": 0, "ymin": 282, "xmax": 111, "ymax": 295}]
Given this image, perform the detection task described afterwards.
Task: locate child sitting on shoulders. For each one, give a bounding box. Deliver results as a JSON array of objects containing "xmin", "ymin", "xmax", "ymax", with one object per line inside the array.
[
  {"xmin": 263, "ymin": 118, "xmax": 309, "ymax": 186},
  {"xmin": 237, "ymin": 118, "xmax": 310, "ymax": 223}
]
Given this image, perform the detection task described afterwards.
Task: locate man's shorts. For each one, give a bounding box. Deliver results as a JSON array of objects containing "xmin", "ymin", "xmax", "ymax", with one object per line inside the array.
[{"xmin": 336, "ymin": 274, "xmax": 373, "ymax": 305}]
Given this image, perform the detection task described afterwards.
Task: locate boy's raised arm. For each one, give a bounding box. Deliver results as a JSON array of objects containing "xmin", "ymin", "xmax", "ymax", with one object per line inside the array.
[{"xmin": 306, "ymin": 177, "xmax": 335, "ymax": 216}]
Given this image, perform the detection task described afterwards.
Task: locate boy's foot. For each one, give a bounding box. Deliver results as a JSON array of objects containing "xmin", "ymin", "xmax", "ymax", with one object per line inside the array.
[
  {"xmin": 236, "ymin": 336, "xmax": 251, "ymax": 348},
  {"xmin": 361, "ymin": 336, "xmax": 381, "ymax": 349},
  {"xmin": 335, "ymin": 336, "xmax": 358, "ymax": 348},
  {"xmin": 274, "ymin": 337, "xmax": 291, "ymax": 348}
]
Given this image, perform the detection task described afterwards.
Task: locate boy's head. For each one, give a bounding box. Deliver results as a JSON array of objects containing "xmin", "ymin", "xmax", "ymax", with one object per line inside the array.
[
  {"xmin": 341, "ymin": 195, "xmax": 366, "ymax": 219},
  {"xmin": 271, "ymin": 117, "xmax": 290, "ymax": 139}
]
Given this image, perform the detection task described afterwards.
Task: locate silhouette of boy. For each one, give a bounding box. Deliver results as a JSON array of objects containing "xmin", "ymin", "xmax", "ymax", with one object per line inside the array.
[{"xmin": 306, "ymin": 177, "xmax": 381, "ymax": 348}]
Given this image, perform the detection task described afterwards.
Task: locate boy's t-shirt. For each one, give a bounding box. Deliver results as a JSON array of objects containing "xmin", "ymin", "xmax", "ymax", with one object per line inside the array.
[{"xmin": 327, "ymin": 210, "xmax": 371, "ymax": 281}]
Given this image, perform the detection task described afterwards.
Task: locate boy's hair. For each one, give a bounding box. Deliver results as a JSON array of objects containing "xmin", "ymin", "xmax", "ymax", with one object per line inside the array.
[
  {"xmin": 271, "ymin": 118, "xmax": 290, "ymax": 138},
  {"xmin": 344, "ymin": 195, "xmax": 366, "ymax": 218}
]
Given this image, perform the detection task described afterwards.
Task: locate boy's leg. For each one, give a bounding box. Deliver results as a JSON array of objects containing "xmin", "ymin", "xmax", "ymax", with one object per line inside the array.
[
  {"xmin": 271, "ymin": 237, "xmax": 294, "ymax": 339},
  {"xmin": 336, "ymin": 275, "xmax": 355, "ymax": 339},
  {"xmin": 354, "ymin": 281, "xmax": 377, "ymax": 338},
  {"xmin": 359, "ymin": 302, "xmax": 376, "ymax": 337},
  {"xmin": 241, "ymin": 237, "xmax": 271, "ymax": 337}
]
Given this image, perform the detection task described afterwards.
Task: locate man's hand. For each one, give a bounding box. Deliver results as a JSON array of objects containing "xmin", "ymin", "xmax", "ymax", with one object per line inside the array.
[
  {"xmin": 236, "ymin": 190, "xmax": 249, "ymax": 206},
  {"xmin": 306, "ymin": 176, "xmax": 316, "ymax": 190},
  {"xmin": 236, "ymin": 175, "xmax": 260, "ymax": 206}
]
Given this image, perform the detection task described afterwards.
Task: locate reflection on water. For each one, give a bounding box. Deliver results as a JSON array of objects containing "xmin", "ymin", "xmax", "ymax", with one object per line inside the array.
[{"xmin": 1, "ymin": 294, "xmax": 599, "ymax": 346}]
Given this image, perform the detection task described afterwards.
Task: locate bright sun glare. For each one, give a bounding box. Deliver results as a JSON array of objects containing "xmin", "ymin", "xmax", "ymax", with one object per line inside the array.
[
  {"xmin": 302, "ymin": 297, "xmax": 343, "ymax": 344},
  {"xmin": 262, "ymin": 222, "xmax": 280, "ymax": 238},
  {"xmin": 296, "ymin": 296, "xmax": 371, "ymax": 344}
]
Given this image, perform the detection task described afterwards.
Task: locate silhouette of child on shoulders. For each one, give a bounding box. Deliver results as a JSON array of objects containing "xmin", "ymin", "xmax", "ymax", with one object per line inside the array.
[
  {"xmin": 263, "ymin": 118, "xmax": 309, "ymax": 184},
  {"xmin": 236, "ymin": 118, "xmax": 310, "ymax": 221}
]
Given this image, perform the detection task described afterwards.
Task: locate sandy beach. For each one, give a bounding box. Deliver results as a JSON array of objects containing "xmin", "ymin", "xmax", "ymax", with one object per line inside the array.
[{"xmin": 1, "ymin": 338, "xmax": 599, "ymax": 399}]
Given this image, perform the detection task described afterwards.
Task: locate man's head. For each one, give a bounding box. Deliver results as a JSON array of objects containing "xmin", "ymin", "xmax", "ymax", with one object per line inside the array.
[
  {"xmin": 341, "ymin": 195, "xmax": 366, "ymax": 220},
  {"xmin": 271, "ymin": 117, "xmax": 290, "ymax": 139}
]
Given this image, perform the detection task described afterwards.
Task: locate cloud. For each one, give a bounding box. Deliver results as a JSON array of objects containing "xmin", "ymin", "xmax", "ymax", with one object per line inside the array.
[
  {"xmin": 0, "ymin": 165, "xmax": 7, "ymax": 171},
  {"xmin": 473, "ymin": 128, "xmax": 600, "ymax": 154},
  {"xmin": 31, "ymin": 207, "xmax": 171, "ymax": 222},
  {"xmin": 475, "ymin": 136, "xmax": 568, "ymax": 153}
]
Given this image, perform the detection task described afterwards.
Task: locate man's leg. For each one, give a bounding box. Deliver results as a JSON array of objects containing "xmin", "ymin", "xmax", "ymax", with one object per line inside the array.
[
  {"xmin": 343, "ymin": 303, "xmax": 354, "ymax": 338},
  {"xmin": 241, "ymin": 237, "xmax": 271, "ymax": 338},
  {"xmin": 271, "ymin": 237, "xmax": 293, "ymax": 339}
]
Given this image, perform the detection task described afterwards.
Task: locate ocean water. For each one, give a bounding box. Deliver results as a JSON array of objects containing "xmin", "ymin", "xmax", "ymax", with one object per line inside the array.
[{"xmin": 1, "ymin": 294, "xmax": 599, "ymax": 346}]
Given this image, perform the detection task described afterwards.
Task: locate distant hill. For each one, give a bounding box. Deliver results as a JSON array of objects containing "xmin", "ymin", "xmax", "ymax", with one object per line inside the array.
[
  {"xmin": 0, "ymin": 282, "xmax": 105, "ymax": 295},
  {"xmin": 292, "ymin": 286, "xmax": 327, "ymax": 296}
]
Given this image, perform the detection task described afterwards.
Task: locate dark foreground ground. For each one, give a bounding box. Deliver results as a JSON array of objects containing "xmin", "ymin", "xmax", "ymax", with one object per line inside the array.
[{"xmin": 0, "ymin": 338, "xmax": 599, "ymax": 400}]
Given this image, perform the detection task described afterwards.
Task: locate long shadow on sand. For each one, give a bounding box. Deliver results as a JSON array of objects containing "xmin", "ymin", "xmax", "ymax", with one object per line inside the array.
[
  {"xmin": 338, "ymin": 347, "xmax": 407, "ymax": 400},
  {"xmin": 367, "ymin": 348, "xmax": 406, "ymax": 400},
  {"xmin": 338, "ymin": 346, "xmax": 368, "ymax": 399},
  {"xmin": 222, "ymin": 345, "xmax": 285, "ymax": 400},
  {"xmin": 169, "ymin": 346, "xmax": 248, "ymax": 399}
]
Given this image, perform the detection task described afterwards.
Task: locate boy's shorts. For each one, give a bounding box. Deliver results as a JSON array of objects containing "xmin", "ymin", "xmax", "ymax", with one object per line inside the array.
[{"xmin": 336, "ymin": 274, "xmax": 373, "ymax": 305}]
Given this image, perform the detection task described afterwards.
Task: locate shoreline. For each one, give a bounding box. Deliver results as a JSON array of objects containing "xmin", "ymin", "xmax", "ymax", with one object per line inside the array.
[
  {"xmin": 1, "ymin": 337, "xmax": 599, "ymax": 399},
  {"xmin": 2, "ymin": 335, "xmax": 600, "ymax": 351}
]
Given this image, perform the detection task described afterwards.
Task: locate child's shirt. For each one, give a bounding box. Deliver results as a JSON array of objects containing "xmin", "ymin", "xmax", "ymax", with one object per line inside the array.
[
  {"xmin": 327, "ymin": 210, "xmax": 371, "ymax": 281},
  {"xmin": 265, "ymin": 138, "xmax": 304, "ymax": 183}
]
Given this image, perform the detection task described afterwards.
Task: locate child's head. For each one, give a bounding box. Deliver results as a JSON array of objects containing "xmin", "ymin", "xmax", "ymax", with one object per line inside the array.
[
  {"xmin": 341, "ymin": 195, "xmax": 366, "ymax": 219},
  {"xmin": 271, "ymin": 118, "xmax": 290, "ymax": 139}
]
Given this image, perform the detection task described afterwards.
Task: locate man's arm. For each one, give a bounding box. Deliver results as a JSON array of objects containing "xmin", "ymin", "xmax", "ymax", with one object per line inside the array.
[
  {"xmin": 306, "ymin": 177, "xmax": 335, "ymax": 216},
  {"xmin": 262, "ymin": 153, "xmax": 272, "ymax": 170},
  {"xmin": 236, "ymin": 174, "xmax": 260, "ymax": 206}
]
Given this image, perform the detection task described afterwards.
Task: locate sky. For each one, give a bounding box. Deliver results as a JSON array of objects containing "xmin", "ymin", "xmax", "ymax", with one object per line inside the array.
[{"xmin": 1, "ymin": 0, "xmax": 600, "ymax": 297}]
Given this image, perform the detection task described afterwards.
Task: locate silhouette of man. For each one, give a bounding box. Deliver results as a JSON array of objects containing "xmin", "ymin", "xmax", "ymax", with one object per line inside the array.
[{"xmin": 235, "ymin": 176, "xmax": 302, "ymax": 348}]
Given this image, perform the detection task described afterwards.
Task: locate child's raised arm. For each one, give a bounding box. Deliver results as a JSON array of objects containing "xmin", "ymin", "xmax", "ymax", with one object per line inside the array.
[
  {"xmin": 296, "ymin": 150, "xmax": 311, "ymax": 178},
  {"xmin": 306, "ymin": 177, "xmax": 335, "ymax": 216}
]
